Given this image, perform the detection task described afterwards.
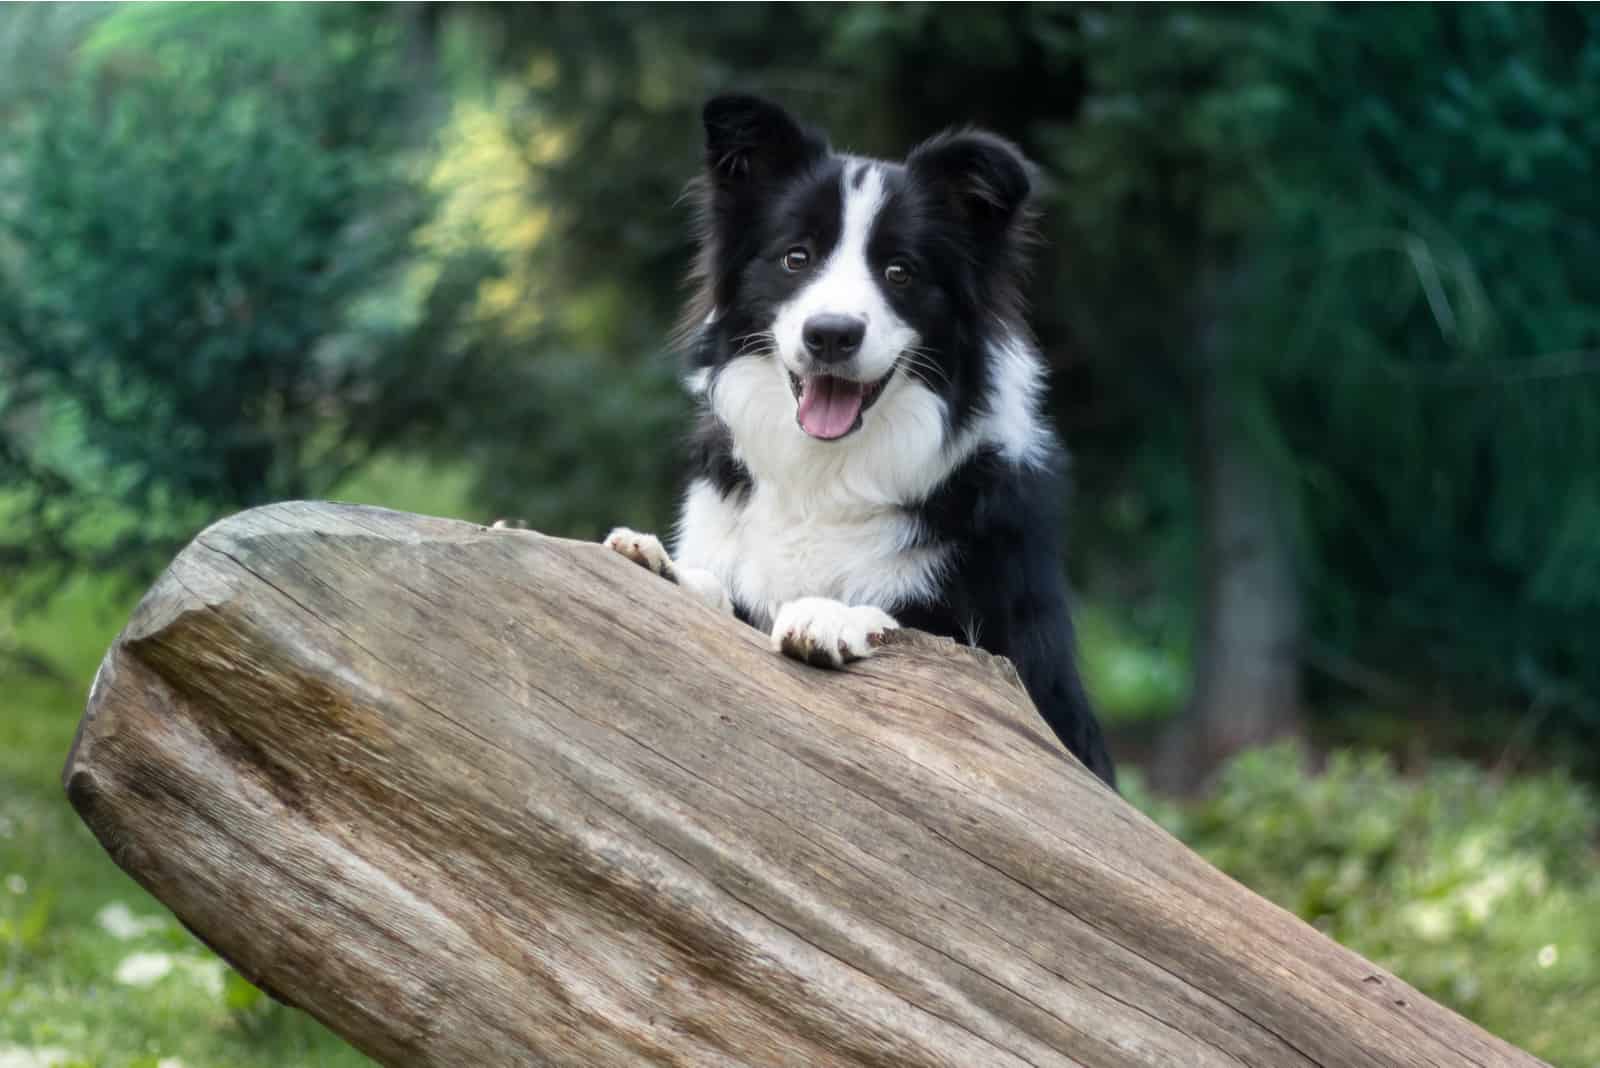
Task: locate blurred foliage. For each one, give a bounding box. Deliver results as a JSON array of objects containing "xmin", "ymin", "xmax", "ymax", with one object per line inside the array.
[
  {"xmin": 0, "ymin": 5, "xmax": 498, "ymax": 597},
  {"xmin": 1226, "ymin": 9, "xmax": 1600, "ymax": 735},
  {"xmin": 1127, "ymin": 745, "xmax": 1600, "ymax": 1066},
  {"xmin": 1075, "ymin": 601, "xmax": 1188, "ymax": 724},
  {"xmin": 1048, "ymin": 4, "xmax": 1600, "ymax": 748}
]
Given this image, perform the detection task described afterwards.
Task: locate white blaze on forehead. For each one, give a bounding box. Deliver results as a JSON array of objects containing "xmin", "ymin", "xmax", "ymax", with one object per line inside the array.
[
  {"xmin": 772, "ymin": 161, "xmax": 918, "ymax": 381},
  {"xmin": 834, "ymin": 159, "xmax": 887, "ymax": 275}
]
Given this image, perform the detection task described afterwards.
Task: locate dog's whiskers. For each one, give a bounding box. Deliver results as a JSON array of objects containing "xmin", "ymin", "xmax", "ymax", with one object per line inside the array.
[
  {"xmin": 730, "ymin": 330, "xmax": 778, "ymax": 359},
  {"xmin": 900, "ymin": 347, "xmax": 949, "ymax": 391}
]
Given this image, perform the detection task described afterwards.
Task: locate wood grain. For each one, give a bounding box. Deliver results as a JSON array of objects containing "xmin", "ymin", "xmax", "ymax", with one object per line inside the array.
[{"xmin": 63, "ymin": 501, "xmax": 1546, "ymax": 1067}]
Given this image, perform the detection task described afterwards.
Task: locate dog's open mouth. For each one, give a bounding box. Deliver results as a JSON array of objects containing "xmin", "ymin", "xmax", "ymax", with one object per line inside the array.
[{"xmin": 788, "ymin": 368, "xmax": 893, "ymax": 440}]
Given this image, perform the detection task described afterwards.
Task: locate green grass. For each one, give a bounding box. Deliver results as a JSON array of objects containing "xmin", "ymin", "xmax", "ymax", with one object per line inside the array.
[{"xmin": 0, "ymin": 455, "xmax": 479, "ymax": 1068}]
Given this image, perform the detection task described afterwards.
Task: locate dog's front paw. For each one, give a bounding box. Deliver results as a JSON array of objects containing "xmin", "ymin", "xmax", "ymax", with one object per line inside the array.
[
  {"xmin": 603, "ymin": 527, "xmax": 678, "ymax": 582},
  {"xmin": 771, "ymin": 598, "xmax": 899, "ymax": 668}
]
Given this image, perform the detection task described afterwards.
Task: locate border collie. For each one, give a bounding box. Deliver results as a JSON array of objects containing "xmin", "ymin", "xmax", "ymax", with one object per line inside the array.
[{"xmin": 605, "ymin": 94, "xmax": 1115, "ymax": 786}]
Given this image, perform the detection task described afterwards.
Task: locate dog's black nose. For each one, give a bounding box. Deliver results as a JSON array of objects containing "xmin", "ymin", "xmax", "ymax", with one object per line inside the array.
[{"xmin": 802, "ymin": 314, "xmax": 866, "ymax": 364}]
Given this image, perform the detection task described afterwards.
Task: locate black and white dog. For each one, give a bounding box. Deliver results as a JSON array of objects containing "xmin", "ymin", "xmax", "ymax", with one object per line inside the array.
[{"xmin": 605, "ymin": 95, "xmax": 1115, "ymax": 786}]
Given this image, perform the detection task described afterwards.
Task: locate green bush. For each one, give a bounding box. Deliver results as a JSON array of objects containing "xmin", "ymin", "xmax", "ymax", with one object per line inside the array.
[
  {"xmin": 0, "ymin": 6, "xmax": 496, "ymax": 597},
  {"xmin": 1128, "ymin": 745, "xmax": 1600, "ymax": 1066}
]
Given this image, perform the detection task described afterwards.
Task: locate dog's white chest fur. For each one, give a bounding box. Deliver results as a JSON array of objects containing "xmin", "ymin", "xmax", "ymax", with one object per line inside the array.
[
  {"xmin": 673, "ymin": 331, "xmax": 1052, "ymax": 630},
  {"xmin": 675, "ymin": 477, "xmax": 944, "ymax": 630}
]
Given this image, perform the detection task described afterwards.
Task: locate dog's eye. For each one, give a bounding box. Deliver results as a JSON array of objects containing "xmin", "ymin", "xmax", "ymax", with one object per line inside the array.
[
  {"xmin": 884, "ymin": 261, "xmax": 913, "ymax": 287},
  {"xmin": 782, "ymin": 247, "xmax": 811, "ymax": 272}
]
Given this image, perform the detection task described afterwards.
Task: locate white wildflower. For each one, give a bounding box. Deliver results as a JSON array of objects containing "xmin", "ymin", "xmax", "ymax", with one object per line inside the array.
[
  {"xmin": 1537, "ymin": 944, "xmax": 1558, "ymax": 969},
  {"xmin": 1402, "ymin": 902, "xmax": 1453, "ymax": 941},
  {"xmin": 180, "ymin": 955, "xmax": 227, "ymax": 997},
  {"xmin": 0, "ymin": 1047, "xmax": 76, "ymax": 1068},
  {"xmin": 96, "ymin": 902, "xmax": 165, "ymax": 940},
  {"xmin": 115, "ymin": 951, "xmax": 175, "ymax": 986},
  {"xmin": 1460, "ymin": 867, "xmax": 1515, "ymax": 923},
  {"xmin": 1456, "ymin": 833, "xmax": 1490, "ymax": 869}
]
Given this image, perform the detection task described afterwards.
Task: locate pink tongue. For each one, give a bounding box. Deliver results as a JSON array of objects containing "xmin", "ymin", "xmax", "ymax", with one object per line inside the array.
[{"xmin": 797, "ymin": 375, "xmax": 865, "ymax": 439}]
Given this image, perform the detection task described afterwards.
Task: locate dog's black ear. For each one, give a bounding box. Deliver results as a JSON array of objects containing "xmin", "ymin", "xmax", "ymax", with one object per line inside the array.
[
  {"xmin": 703, "ymin": 94, "xmax": 826, "ymax": 187},
  {"xmin": 906, "ymin": 130, "xmax": 1032, "ymax": 233}
]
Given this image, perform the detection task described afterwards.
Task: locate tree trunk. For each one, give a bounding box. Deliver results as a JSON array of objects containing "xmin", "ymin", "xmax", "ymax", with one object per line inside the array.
[
  {"xmin": 1159, "ymin": 292, "xmax": 1304, "ymax": 793},
  {"xmin": 63, "ymin": 501, "xmax": 1539, "ymax": 1068}
]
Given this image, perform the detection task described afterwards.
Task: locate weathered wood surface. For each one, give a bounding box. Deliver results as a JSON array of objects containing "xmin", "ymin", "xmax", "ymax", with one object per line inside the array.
[{"xmin": 64, "ymin": 501, "xmax": 1545, "ymax": 1068}]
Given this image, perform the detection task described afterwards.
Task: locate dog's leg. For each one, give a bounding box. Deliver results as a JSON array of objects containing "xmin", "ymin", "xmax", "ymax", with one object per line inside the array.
[
  {"xmin": 675, "ymin": 567, "xmax": 735, "ymax": 616},
  {"xmin": 771, "ymin": 597, "xmax": 899, "ymax": 668},
  {"xmin": 604, "ymin": 527, "xmax": 733, "ymax": 616}
]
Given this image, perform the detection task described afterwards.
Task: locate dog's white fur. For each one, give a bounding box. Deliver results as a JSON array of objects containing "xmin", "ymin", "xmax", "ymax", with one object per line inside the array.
[
  {"xmin": 674, "ymin": 473, "xmax": 947, "ymax": 632},
  {"xmin": 771, "ymin": 597, "xmax": 899, "ymax": 666},
  {"xmin": 612, "ymin": 166, "xmax": 1052, "ymax": 663}
]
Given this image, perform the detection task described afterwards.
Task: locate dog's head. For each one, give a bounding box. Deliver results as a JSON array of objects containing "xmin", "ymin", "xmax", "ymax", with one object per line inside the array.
[{"xmin": 684, "ymin": 94, "xmax": 1037, "ymax": 475}]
